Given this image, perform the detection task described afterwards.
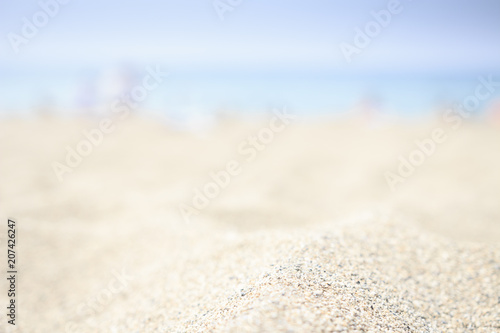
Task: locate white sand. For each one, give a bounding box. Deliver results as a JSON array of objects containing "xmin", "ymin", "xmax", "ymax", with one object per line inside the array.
[{"xmin": 0, "ymin": 116, "xmax": 499, "ymax": 332}]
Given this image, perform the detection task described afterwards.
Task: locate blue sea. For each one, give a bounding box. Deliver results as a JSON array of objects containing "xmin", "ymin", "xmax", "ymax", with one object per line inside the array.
[{"xmin": 1, "ymin": 66, "xmax": 499, "ymax": 119}]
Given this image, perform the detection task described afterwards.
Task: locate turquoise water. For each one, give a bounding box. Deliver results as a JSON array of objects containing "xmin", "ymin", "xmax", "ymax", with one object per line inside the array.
[{"xmin": 1, "ymin": 67, "xmax": 499, "ymax": 118}]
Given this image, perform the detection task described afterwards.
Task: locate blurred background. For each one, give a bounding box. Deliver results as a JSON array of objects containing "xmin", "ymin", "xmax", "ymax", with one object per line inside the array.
[
  {"xmin": 1, "ymin": 0, "xmax": 499, "ymax": 121},
  {"xmin": 1, "ymin": 1, "xmax": 500, "ymax": 331}
]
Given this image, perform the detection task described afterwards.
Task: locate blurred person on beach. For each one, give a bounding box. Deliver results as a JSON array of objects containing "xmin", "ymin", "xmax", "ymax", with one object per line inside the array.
[
  {"xmin": 486, "ymin": 99, "xmax": 500, "ymax": 126},
  {"xmin": 352, "ymin": 95, "xmax": 386, "ymax": 128},
  {"xmin": 98, "ymin": 65, "xmax": 140, "ymax": 117},
  {"xmin": 75, "ymin": 78, "xmax": 99, "ymax": 117}
]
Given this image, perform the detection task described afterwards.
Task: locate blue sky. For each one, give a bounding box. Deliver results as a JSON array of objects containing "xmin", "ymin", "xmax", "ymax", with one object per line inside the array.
[{"xmin": 1, "ymin": 0, "xmax": 499, "ymax": 72}]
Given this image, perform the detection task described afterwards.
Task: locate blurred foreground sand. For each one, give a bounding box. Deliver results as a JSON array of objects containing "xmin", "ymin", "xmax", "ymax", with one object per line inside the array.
[{"xmin": 0, "ymin": 116, "xmax": 499, "ymax": 332}]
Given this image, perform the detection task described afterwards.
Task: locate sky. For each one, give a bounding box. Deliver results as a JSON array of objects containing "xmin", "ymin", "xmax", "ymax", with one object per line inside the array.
[{"xmin": 0, "ymin": 0, "xmax": 499, "ymax": 72}]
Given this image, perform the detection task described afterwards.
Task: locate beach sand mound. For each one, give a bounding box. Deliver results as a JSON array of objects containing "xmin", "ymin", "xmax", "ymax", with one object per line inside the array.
[{"xmin": 162, "ymin": 219, "xmax": 498, "ymax": 333}]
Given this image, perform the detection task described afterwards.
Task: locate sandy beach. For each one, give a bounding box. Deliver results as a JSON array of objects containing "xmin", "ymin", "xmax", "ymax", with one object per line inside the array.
[{"xmin": 0, "ymin": 115, "xmax": 499, "ymax": 332}]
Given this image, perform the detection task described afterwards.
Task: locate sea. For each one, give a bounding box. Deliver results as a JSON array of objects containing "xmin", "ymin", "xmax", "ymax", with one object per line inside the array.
[{"xmin": 1, "ymin": 66, "xmax": 499, "ymax": 120}]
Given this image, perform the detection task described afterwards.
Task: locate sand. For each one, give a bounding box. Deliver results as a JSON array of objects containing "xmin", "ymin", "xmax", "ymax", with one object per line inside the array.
[{"xmin": 0, "ymin": 115, "xmax": 499, "ymax": 332}]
